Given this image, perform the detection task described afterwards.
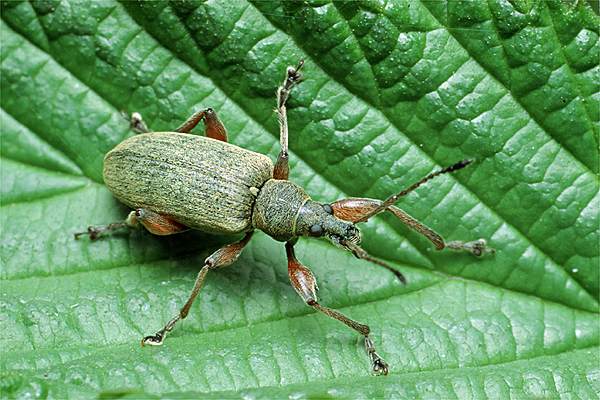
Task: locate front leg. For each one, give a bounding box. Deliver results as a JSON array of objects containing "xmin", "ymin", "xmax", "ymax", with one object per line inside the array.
[
  {"xmin": 331, "ymin": 198, "xmax": 494, "ymax": 257},
  {"xmin": 285, "ymin": 241, "xmax": 389, "ymax": 375}
]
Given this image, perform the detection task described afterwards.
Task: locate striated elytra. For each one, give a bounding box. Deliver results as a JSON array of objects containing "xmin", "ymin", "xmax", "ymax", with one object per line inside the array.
[
  {"xmin": 104, "ymin": 132, "xmax": 273, "ymax": 234},
  {"xmin": 76, "ymin": 61, "xmax": 494, "ymax": 375}
]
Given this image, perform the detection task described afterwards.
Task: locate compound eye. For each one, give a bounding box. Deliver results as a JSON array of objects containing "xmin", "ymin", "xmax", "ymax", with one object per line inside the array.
[
  {"xmin": 309, "ymin": 224, "xmax": 323, "ymax": 237},
  {"xmin": 322, "ymin": 204, "xmax": 333, "ymax": 215}
]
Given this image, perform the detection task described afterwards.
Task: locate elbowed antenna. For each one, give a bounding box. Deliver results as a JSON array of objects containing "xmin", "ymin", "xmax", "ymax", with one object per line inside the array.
[
  {"xmin": 357, "ymin": 159, "xmax": 473, "ymax": 222},
  {"xmin": 342, "ymin": 240, "xmax": 406, "ymax": 284}
]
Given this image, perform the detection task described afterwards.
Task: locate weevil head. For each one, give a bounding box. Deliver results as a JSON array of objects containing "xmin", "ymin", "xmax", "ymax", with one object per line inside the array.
[
  {"xmin": 252, "ymin": 180, "xmax": 361, "ymax": 245},
  {"xmin": 293, "ymin": 198, "xmax": 405, "ymax": 282},
  {"xmin": 295, "ymin": 200, "xmax": 361, "ymax": 246}
]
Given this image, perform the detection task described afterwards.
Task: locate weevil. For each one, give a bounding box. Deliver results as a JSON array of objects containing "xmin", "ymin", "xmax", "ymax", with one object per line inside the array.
[{"xmin": 75, "ymin": 61, "xmax": 494, "ymax": 375}]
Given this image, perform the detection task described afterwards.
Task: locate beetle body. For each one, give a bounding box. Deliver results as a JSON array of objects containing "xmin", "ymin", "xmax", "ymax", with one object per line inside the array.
[
  {"xmin": 104, "ymin": 132, "xmax": 345, "ymax": 242},
  {"xmin": 78, "ymin": 62, "xmax": 492, "ymax": 376},
  {"xmin": 104, "ymin": 132, "xmax": 273, "ymax": 234}
]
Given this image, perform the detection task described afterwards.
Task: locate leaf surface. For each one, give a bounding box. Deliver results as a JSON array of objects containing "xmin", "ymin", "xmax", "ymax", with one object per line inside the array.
[{"xmin": 1, "ymin": 1, "xmax": 598, "ymax": 398}]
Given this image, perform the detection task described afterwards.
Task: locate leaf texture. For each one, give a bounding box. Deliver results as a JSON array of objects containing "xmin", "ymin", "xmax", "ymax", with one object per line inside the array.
[{"xmin": 1, "ymin": 1, "xmax": 598, "ymax": 398}]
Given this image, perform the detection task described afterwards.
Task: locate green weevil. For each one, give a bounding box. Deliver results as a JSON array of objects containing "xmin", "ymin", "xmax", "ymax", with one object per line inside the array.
[{"xmin": 75, "ymin": 61, "xmax": 494, "ymax": 375}]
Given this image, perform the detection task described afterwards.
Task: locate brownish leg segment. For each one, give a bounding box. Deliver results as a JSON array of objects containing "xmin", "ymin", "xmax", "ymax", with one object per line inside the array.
[
  {"xmin": 175, "ymin": 108, "xmax": 228, "ymax": 142},
  {"xmin": 134, "ymin": 209, "xmax": 189, "ymax": 236},
  {"xmin": 130, "ymin": 108, "xmax": 228, "ymax": 142},
  {"xmin": 331, "ymin": 198, "xmax": 444, "ymax": 249},
  {"xmin": 274, "ymin": 60, "xmax": 304, "ymax": 180},
  {"xmin": 285, "ymin": 241, "xmax": 389, "ymax": 375},
  {"xmin": 74, "ymin": 208, "xmax": 188, "ymax": 240},
  {"xmin": 331, "ymin": 197, "xmax": 494, "ymax": 257},
  {"xmin": 141, "ymin": 232, "xmax": 254, "ymax": 346}
]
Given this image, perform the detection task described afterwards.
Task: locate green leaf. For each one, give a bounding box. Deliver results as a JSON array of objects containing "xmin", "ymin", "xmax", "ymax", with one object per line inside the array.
[{"xmin": 1, "ymin": 1, "xmax": 598, "ymax": 398}]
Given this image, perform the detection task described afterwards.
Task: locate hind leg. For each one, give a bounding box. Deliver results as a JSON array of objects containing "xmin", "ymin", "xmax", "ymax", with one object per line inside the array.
[
  {"xmin": 330, "ymin": 197, "xmax": 494, "ymax": 257},
  {"xmin": 74, "ymin": 208, "xmax": 188, "ymax": 240},
  {"xmin": 142, "ymin": 231, "xmax": 254, "ymax": 346}
]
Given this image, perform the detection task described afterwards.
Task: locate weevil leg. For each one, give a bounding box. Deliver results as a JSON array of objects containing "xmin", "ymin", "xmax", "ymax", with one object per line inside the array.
[
  {"xmin": 175, "ymin": 108, "xmax": 228, "ymax": 142},
  {"xmin": 202, "ymin": 108, "xmax": 228, "ymax": 142},
  {"xmin": 141, "ymin": 232, "xmax": 254, "ymax": 346},
  {"xmin": 74, "ymin": 208, "xmax": 188, "ymax": 240},
  {"xmin": 330, "ymin": 197, "xmax": 494, "ymax": 257},
  {"xmin": 133, "ymin": 208, "xmax": 189, "ymax": 236},
  {"xmin": 130, "ymin": 112, "xmax": 150, "ymax": 134},
  {"xmin": 175, "ymin": 108, "xmax": 205, "ymax": 133},
  {"xmin": 274, "ymin": 60, "xmax": 304, "ymax": 180},
  {"xmin": 285, "ymin": 241, "xmax": 389, "ymax": 375},
  {"xmin": 331, "ymin": 198, "xmax": 444, "ymax": 249},
  {"xmin": 74, "ymin": 210, "xmax": 139, "ymax": 240}
]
